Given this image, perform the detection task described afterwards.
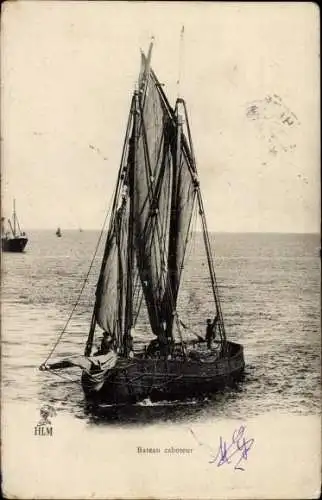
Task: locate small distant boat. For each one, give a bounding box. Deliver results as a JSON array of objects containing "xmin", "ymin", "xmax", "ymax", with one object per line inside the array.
[
  {"xmin": 56, "ymin": 227, "xmax": 62, "ymax": 237},
  {"xmin": 1, "ymin": 200, "xmax": 28, "ymax": 252}
]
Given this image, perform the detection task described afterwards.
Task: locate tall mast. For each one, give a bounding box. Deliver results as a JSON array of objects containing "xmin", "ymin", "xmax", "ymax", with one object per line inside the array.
[
  {"xmin": 122, "ymin": 92, "xmax": 138, "ymax": 356},
  {"xmin": 172, "ymin": 105, "xmax": 187, "ymax": 353},
  {"xmin": 165, "ymin": 103, "xmax": 182, "ymax": 340}
]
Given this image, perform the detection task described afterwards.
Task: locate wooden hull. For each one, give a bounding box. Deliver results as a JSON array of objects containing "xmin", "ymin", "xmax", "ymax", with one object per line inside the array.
[
  {"xmin": 1, "ymin": 237, "xmax": 28, "ymax": 252},
  {"xmin": 81, "ymin": 341, "xmax": 244, "ymax": 405}
]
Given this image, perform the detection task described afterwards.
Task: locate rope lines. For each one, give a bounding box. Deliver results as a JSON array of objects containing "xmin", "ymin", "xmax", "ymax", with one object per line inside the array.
[{"xmin": 41, "ymin": 188, "xmax": 116, "ymax": 366}]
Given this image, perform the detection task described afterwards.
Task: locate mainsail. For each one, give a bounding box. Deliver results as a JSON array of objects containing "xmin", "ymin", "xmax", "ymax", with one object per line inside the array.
[
  {"xmin": 133, "ymin": 54, "xmax": 174, "ymax": 337},
  {"xmin": 90, "ymin": 44, "xmax": 214, "ymax": 353},
  {"xmin": 132, "ymin": 50, "xmax": 198, "ymax": 341}
]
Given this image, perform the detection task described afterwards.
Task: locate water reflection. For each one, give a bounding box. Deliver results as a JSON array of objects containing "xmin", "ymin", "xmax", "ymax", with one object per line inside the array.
[
  {"xmin": 81, "ymin": 389, "xmax": 246, "ymax": 427},
  {"xmin": 83, "ymin": 400, "xmax": 209, "ymax": 426}
]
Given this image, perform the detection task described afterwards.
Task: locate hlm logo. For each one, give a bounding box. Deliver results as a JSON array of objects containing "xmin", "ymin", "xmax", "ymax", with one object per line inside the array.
[
  {"xmin": 34, "ymin": 404, "xmax": 56, "ymax": 437},
  {"xmin": 34, "ymin": 425, "xmax": 53, "ymax": 436}
]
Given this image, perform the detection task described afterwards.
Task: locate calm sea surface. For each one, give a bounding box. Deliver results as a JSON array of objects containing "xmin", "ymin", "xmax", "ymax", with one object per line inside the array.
[{"xmin": 1, "ymin": 231, "xmax": 321, "ymax": 423}]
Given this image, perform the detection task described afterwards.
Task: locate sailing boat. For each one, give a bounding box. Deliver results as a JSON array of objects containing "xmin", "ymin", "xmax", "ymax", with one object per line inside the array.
[
  {"xmin": 56, "ymin": 227, "xmax": 62, "ymax": 237},
  {"xmin": 1, "ymin": 200, "xmax": 28, "ymax": 252},
  {"xmin": 40, "ymin": 43, "xmax": 245, "ymax": 405}
]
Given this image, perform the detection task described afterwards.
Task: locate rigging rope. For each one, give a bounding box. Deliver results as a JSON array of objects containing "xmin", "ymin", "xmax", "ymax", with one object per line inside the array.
[
  {"xmin": 41, "ymin": 188, "xmax": 116, "ymax": 367},
  {"xmin": 42, "ymin": 368, "xmax": 80, "ymax": 383},
  {"xmin": 174, "ymin": 205, "xmax": 206, "ymax": 342}
]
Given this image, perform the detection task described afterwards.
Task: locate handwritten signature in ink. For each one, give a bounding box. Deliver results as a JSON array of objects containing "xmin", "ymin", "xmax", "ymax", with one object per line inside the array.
[
  {"xmin": 210, "ymin": 425, "xmax": 255, "ymax": 470},
  {"xmin": 190, "ymin": 425, "xmax": 255, "ymax": 471}
]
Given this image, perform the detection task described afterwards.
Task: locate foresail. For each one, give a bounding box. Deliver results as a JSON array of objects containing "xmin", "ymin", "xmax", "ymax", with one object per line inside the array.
[
  {"xmin": 95, "ymin": 197, "xmax": 129, "ymax": 344},
  {"xmin": 95, "ymin": 231, "xmax": 119, "ymax": 335}
]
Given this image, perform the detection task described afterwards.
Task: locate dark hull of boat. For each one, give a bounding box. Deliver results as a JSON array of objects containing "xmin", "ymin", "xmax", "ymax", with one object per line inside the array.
[
  {"xmin": 81, "ymin": 340, "xmax": 244, "ymax": 405},
  {"xmin": 1, "ymin": 237, "xmax": 28, "ymax": 252}
]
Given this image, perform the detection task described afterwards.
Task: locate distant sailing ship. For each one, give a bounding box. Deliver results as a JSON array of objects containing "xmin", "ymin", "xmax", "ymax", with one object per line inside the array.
[
  {"xmin": 41, "ymin": 42, "xmax": 245, "ymax": 405},
  {"xmin": 56, "ymin": 227, "xmax": 62, "ymax": 237},
  {"xmin": 1, "ymin": 200, "xmax": 28, "ymax": 253}
]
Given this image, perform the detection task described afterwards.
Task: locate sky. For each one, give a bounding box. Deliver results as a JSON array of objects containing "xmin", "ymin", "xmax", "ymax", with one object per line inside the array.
[{"xmin": 1, "ymin": 1, "xmax": 320, "ymax": 232}]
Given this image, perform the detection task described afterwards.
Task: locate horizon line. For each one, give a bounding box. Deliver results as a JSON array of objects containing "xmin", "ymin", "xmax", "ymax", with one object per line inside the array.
[{"xmin": 23, "ymin": 228, "xmax": 321, "ymax": 235}]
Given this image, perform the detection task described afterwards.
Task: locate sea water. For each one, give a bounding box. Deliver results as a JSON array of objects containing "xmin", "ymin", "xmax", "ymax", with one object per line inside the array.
[{"xmin": 1, "ymin": 231, "xmax": 321, "ymax": 498}]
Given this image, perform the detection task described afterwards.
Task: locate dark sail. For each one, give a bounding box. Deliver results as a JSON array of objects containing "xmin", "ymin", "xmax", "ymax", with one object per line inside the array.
[
  {"xmin": 95, "ymin": 200, "xmax": 130, "ymax": 344},
  {"xmin": 95, "ymin": 229, "xmax": 119, "ymax": 336},
  {"xmin": 133, "ymin": 54, "xmax": 174, "ymax": 337},
  {"xmin": 92, "ymin": 97, "xmax": 135, "ymax": 351}
]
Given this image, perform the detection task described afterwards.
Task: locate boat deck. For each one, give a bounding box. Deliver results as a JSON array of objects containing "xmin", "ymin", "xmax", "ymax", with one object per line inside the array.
[{"xmin": 82, "ymin": 340, "xmax": 245, "ymax": 404}]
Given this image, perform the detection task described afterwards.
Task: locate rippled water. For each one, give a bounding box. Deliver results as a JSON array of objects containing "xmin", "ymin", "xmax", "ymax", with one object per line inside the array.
[{"xmin": 2, "ymin": 231, "xmax": 320, "ymax": 422}]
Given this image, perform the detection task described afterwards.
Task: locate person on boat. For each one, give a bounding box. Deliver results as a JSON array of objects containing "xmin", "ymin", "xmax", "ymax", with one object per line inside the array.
[
  {"xmin": 205, "ymin": 316, "xmax": 218, "ymax": 350},
  {"xmin": 146, "ymin": 337, "xmax": 160, "ymax": 357},
  {"xmin": 95, "ymin": 331, "xmax": 113, "ymax": 356}
]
